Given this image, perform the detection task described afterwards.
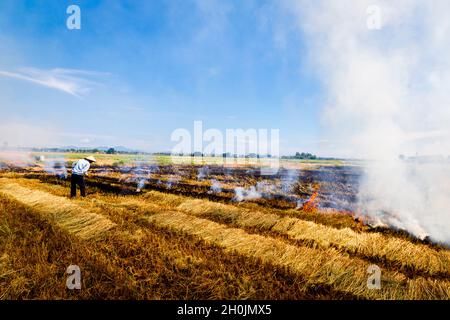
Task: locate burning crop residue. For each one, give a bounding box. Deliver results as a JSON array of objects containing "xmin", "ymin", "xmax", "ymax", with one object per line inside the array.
[
  {"xmin": 300, "ymin": 190, "xmax": 319, "ymax": 213},
  {"xmin": 231, "ymin": 168, "xmax": 301, "ymax": 203},
  {"xmin": 119, "ymin": 160, "xmax": 160, "ymax": 192},
  {"xmin": 165, "ymin": 174, "xmax": 180, "ymax": 189},
  {"xmin": 85, "ymin": 162, "xmax": 362, "ymax": 213},
  {"xmin": 280, "ymin": 168, "xmax": 300, "ymax": 193},
  {"xmin": 233, "ymin": 186, "xmax": 262, "ymax": 202},
  {"xmin": 0, "ymin": 150, "xmax": 35, "ymax": 168},
  {"xmin": 44, "ymin": 157, "xmax": 67, "ymax": 179},
  {"xmin": 295, "ymin": 182, "xmax": 322, "ymax": 213},
  {"xmin": 7, "ymin": 158, "xmax": 446, "ymax": 244},
  {"xmin": 208, "ymin": 179, "xmax": 222, "ymax": 194},
  {"xmin": 197, "ymin": 166, "xmax": 210, "ymax": 181},
  {"xmin": 11, "ymin": 159, "xmax": 371, "ymax": 227}
]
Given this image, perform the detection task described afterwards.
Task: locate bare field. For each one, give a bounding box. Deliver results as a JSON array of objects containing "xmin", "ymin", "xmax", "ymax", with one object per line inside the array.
[{"xmin": 0, "ymin": 157, "xmax": 449, "ymax": 300}]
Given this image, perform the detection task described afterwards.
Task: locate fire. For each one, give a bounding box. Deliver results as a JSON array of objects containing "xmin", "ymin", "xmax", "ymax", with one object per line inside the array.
[
  {"xmin": 301, "ymin": 183, "xmax": 320, "ymax": 213},
  {"xmin": 354, "ymin": 216, "xmax": 366, "ymax": 230}
]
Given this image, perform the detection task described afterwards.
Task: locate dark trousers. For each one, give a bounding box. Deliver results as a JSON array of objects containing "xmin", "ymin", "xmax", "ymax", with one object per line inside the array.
[{"xmin": 71, "ymin": 174, "xmax": 86, "ymax": 197}]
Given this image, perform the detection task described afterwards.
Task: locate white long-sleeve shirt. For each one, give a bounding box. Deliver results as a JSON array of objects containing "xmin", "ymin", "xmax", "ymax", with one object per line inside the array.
[{"xmin": 72, "ymin": 159, "xmax": 90, "ymax": 176}]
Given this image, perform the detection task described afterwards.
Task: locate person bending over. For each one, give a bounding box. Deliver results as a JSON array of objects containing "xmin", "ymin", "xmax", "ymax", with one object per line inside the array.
[{"xmin": 71, "ymin": 156, "xmax": 96, "ymax": 198}]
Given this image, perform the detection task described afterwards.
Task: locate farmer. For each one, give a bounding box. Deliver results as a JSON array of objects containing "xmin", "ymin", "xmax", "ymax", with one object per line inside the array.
[{"xmin": 70, "ymin": 156, "xmax": 96, "ymax": 198}]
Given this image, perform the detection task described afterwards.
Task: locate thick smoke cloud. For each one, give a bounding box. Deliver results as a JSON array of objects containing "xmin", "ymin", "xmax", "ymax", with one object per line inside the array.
[{"xmin": 286, "ymin": 0, "xmax": 450, "ymax": 242}]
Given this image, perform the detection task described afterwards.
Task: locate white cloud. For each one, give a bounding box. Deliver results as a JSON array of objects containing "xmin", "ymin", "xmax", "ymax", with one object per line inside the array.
[{"xmin": 0, "ymin": 67, "xmax": 109, "ymax": 98}]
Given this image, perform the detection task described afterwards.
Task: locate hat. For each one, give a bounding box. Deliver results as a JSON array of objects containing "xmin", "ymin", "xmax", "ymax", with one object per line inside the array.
[{"xmin": 85, "ymin": 156, "xmax": 97, "ymax": 163}]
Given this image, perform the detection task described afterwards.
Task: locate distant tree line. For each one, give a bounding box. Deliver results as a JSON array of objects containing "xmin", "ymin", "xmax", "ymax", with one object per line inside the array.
[
  {"xmin": 13, "ymin": 147, "xmax": 340, "ymax": 161},
  {"xmin": 282, "ymin": 152, "xmax": 317, "ymax": 160},
  {"xmin": 158, "ymin": 152, "xmax": 274, "ymax": 158},
  {"xmin": 28, "ymin": 147, "xmax": 147, "ymax": 155}
]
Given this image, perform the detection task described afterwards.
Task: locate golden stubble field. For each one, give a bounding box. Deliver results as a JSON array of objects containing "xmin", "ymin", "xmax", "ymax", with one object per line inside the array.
[{"xmin": 1, "ymin": 161, "xmax": 450, "ymax": 300}]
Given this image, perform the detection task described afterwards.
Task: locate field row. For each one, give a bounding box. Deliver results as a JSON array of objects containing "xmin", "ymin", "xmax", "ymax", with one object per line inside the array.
[
  {"xmin": 0, "ymin": 183, "xmax": 326, "ymax": 299},
  {"xmin": 1, "ymin": 177, "xmax": 449, "ymax": 299}
]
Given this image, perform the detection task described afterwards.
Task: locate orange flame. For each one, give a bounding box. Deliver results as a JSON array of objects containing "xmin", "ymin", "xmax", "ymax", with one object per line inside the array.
[
  {"xmin": 353, "ymin": 212, "xmax": 368, "ymax": 230},
  {"xmin": 302, "ymin": 191, "xmax": 318, "ymax": 212}
]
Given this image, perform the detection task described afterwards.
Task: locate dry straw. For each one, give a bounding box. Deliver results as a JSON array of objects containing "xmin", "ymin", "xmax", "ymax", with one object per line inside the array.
[
  {"xmin": 177, "ymin": 199, "xmax": 450, "ymax": 277},
  {"xmin": 0, "ymin": 182, "xmax": 115, "ymax": 239},
  {"xmin": 146, "ymin": 211, "xmax": 450, "ymax": 299}
]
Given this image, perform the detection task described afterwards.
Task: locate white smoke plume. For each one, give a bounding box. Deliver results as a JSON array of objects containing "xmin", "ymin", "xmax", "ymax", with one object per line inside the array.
[
  {"xmin": 0, "ymin": 150, "xmax": 34, "ymax": 168},
  {"xmin": 209, "ymin": 179, "xmax": 222, "ymax": 193},
  {"xmin": 197, "ymin": 166, "xmax": 210, "ymax": 180},
  {"xmin": 280, "ymin": 168, "xmax": 299, "ymax": 193},
  {"xmin": 233, "ymin": 186, "xmax": 262, "ymax": 202},
  {"xmin": 256, "ymin": 181, "xmax": 277, "ymax": 195},
  {"xmin": 286, "ymin": 0, "xmax": 450, "ymax": 242},
  {"xmin": 233, "ymin": 181, "xmax": 274, "ymax": 202},
  {"xmin": 96, "ymin": 167, "xmax": 113, "ymax": 177},
  {"xmin": 165, "ymin": 174, "xmax": 179, "ymax": 189},
  {"xmin": 120, "ymin": 159, "xmax": 159, "ymax": 192},
  {"xmin": 44, "ymin": 157, "xmax": 68, "ymax": 179},
  {"xmin": 232, "ymin": 169, "xmax": 299, "ymax": 203}
]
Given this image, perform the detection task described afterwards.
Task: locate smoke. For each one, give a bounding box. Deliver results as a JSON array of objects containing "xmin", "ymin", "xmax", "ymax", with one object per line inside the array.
[
  {"xmin": 233, "ymin": 186, "xmax": 262, "ymax": 202},
  {"xmin": 120, "ymin": 160, "xmax": 159, "ymax": 192},
  {"xmin": 197, "ymin": 166, "xmax": 210, "ymax": 180},
  {"xmin": 295, "ymin": 199, "xmax": 304, "ymax": 210},
  {"xmin": 287, "ymin": 0, "xmax": 450, "ymax": 242},
  {"xmin": 280, "ymin": 168, "xmax": 299, "ymax": 193},
  {"xmin": 256, "ymin": 181, "xmax": 277, "ymax": 195},
  {"xmin": 232, "ymin": 168, "xmax": 300, "ymax": 203},
  {"xmin": 209, "ymin": 179, "xmax": 222, "ymax": 193},
  {"xmin": 233, "ymin": 179, "xmax": 283, "ymax": 202},
  {"xmin": 0, "ymin": 150, "xmax": 34, "ymax": 168},
  {"xmin": 136, "ymin": 162, "xmax": 159, "ymax": 191},
  {"xmin": 96, "ymin": 167, "xmax": 113, "ymax": 177},
  {"xmin": 165, "ymin": 174, "xmax": 179, "ymax": 189},
  {"xmin": 44, "ymin": 157, "xmax": 68, "ymax": 179}
]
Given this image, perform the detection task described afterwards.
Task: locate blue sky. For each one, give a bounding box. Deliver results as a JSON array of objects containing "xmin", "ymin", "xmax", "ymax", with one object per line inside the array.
[{"xmin": 0, "ymin": 0, "xmax": 326, "ymax": 155}]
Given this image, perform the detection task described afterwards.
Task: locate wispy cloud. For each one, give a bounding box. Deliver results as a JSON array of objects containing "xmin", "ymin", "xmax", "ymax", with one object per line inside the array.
[{"xmin": 0, "ymin": 67, "xmax": 110, "ymax": 98}]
